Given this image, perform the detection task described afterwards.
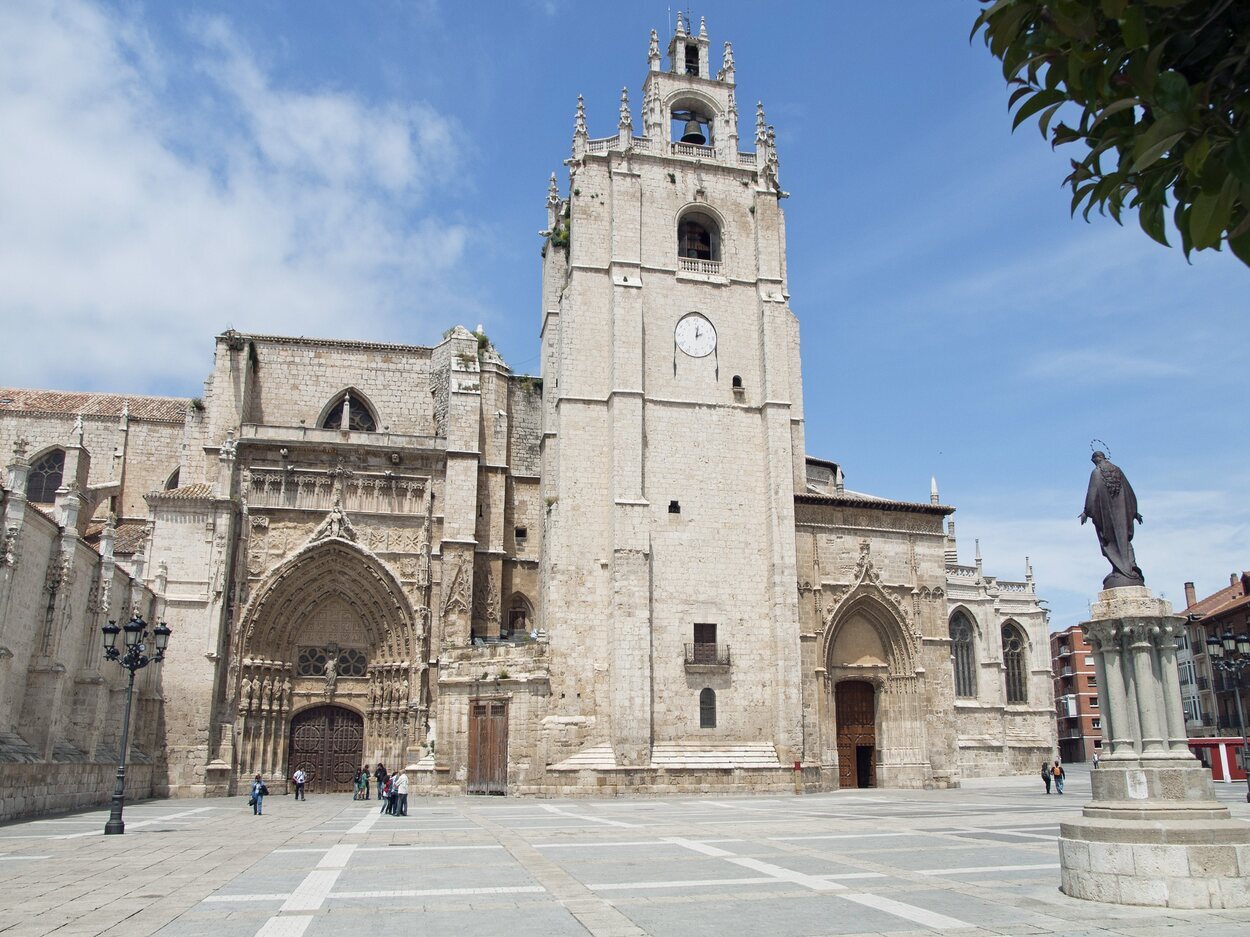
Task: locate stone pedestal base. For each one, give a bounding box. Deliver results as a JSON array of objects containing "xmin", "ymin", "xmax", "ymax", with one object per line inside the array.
[{"xmin": 1060, "ymin": 816, "xmax": 1250, "ymax": 908}]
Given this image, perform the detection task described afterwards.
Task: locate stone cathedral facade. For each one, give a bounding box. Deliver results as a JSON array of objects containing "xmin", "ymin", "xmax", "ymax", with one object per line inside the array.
[{"xmin": 0, "ymin": 20, "xmax": 1054, "ymax": 815}]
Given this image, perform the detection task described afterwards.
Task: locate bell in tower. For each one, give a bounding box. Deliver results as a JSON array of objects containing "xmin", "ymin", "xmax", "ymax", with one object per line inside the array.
[{"xmin": 680, "ymin": 118, "xmax": 706, "ymax": 146}]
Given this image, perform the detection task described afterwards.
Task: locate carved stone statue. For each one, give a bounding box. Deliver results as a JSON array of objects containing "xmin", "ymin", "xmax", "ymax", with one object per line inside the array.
[
  {"xmin": 1079, "ymin": 451, "xmax": 1144, "ymax": 588},
  {"xmin": 323, "ymin": 656, "xmax": 337, "ymax": 698},
  {"xmin": 239, "ymin": 676, "xmax": 254, "ymax": 713},
  {"xmin": 259, "ymin": 676, "xmax": 272, "ymax": 710}
]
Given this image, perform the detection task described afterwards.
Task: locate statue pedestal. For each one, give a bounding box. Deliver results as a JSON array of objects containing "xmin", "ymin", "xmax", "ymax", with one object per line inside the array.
[{"xmin": 1058, "ymin": 589, "xmax": 1250, "ymax": 908}]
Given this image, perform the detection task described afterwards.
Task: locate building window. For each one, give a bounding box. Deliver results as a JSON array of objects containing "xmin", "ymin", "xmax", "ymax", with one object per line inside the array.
[
  {"xmin": 684, "ymin": 43, "xmax": 699, "ymax": 76},
  {"xmin": 1084, "ymin": 655, "xmax": 1095, "ymax": 666},
  {"xmin": 677, "ymin": 211, "xmax": 720, "ymax": 261},
  {"xmin": 1088, "ymin": 675, "xmax": 1097, "ymax": 687},
  {"xmin": 1002, "ymin": 622, "xmax": 1028, "ymax": 704},
  {"xmin": 321, "ymin": 390, "xmax": 377, "ymax": 432},
  {"xmin": 949, "ymin": 611, "xmax": 977, "ymax": 699},
  {"xmin": 699, "ymin": 687, "xmax": 716, "ymax": 728},
  {"xmin": 1091, "ymin": 718, "xmax": 1101, "ymax": 729},
  {"xmin": 297, "ymin": 645, "xmax": 367, "ymax": 677},
  {"xmin": 514, "ymin": 526, "xmax": 528, "ymax": 542},
  {"xmin": 1090, "ymin": 696, "xmax": 1099, "ymax": 707},
  {"xmin": 692, "ymin": 623, "xmax": 717, "ymax": 664},
  {"xmin": 1094, "ymin": 739, "xmax": 1103, "ymax": 749},
  {"xmin": 26, "ymin": 449, "xmax": 65, "ymax": 504},
  {"xmin": 165, "ymin": 467, "xmax": 181, "ymax": 490}
]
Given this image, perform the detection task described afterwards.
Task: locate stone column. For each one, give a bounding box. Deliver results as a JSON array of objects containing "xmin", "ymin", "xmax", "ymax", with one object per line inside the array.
[
  {"xmin": 1154, "ymin": 620, "xmax": 1193, "ymax": 757},
  {"xmin": 1060, "ymin": 586, "xmax": 1250, "ymax": 909},
  {"xmin": 1127, "ymin": 623, "xmax": 1166, "ymax": 756},
  {"xmin": 1090, "ymin": 621, "xmax": 1136, "ymax": 760}
]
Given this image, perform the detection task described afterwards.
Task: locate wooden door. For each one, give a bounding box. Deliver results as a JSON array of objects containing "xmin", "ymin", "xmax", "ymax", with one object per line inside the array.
[
  {"xmin": 468, "ymin": 699, "xmax": 508, "ymax": 795},
  {"xmin": 835, "ymin": 681, "xmax": 876, "ymax": 789},
  {"xmin": 288, "ymin": 705, "xmax": 363, "ymax": 793}
]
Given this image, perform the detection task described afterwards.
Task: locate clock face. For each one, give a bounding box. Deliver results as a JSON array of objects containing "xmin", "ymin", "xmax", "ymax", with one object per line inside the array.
[{"xmin": 675, "ymin": 313, "xmax": 716, "ymax": 358}]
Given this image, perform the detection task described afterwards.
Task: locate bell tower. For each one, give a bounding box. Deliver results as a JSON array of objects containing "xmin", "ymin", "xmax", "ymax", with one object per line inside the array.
[{"xmin": 538, "ymin": 16, "xmax": 805, "ymax": 774}]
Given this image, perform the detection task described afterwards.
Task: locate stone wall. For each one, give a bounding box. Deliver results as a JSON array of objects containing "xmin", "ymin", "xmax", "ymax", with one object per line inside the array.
[{"xmin": 0, "ymin": 762, "xmax": 157, "ymax": 824}]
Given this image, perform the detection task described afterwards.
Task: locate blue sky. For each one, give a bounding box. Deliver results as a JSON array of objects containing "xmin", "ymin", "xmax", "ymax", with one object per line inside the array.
[{"xmin": 1, "ymin": 1, "xmax": 1246, "ymax": 628}]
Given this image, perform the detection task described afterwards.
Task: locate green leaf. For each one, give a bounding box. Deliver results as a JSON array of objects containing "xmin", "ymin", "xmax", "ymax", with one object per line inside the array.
[
  {"xmin": 1138, "ymin": 200, "xmax": 1169, "ymax": 247},
  {"xmin": 1119, "ymin": 9, "xmax": 1148, "ymax": 50},
  {"xmin": 1183, "ymin": 136, "xmax": 1210, "ymax": 176},
  {"xmin": 1012, "ymin": 89, "xmax": 1066, "ymax": 132},
  {"xmin": 1100, "ymin": 0, "xmax": 1128, "ymax": 17},
  {"xmin": 1229, "ymin": 228, "xmax": 1250, "ymax": 267},
  {"xmin": 1228, "ymin": 129, "xmax": 1250, "ymax": 186},
  {"xmin": 1089, "ymin": 98, "xmax": 1139, "ymax": 133},
  {"xmin": 1189, "ymin": 177, "xmax": 1236, "ymax": 250},
  {"xmin": 1130, "ymin": 113, "xmax": 1187, "ymax": 172},
  {"xmin": 1039, "ymin": 102, "xmax": 1064, "ymax": 139},
  {"xmin": 1153, "ymin": 71, "xmax": 1191, "ymax": 114}
]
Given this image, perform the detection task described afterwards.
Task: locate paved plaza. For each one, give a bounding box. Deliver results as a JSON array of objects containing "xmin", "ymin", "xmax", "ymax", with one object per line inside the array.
[{"xmin": 1, "ymin": 766, "xmax": 1248, "ymax": 937}]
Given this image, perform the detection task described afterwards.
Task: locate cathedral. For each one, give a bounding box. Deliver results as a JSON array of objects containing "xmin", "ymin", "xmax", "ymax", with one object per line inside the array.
[{"xmin": 0, "ymin": 19, "xmax": 1054, "ymax": 817}]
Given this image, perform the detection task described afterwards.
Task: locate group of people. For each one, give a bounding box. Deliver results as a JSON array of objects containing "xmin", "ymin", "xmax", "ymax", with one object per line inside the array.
[
  {"xmin": 351, "ymin": 763, "xmax": 408, "ymax": 816},
  {"xmin": 1041, "ymin": 759, "xmax": 1067, "ymax": 794}
]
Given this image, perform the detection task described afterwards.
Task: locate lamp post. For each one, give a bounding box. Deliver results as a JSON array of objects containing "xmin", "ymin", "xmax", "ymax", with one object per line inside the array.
[
  {"xmin": 100, "ymin": 614, "xmax": 172, "ymax": 834},
  {"xmin": 1205, "ymin": 631, "xmax": 1250, "ymax": 803}
]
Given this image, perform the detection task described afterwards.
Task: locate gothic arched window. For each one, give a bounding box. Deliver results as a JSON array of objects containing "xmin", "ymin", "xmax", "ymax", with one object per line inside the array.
[
  {"xmin": 27, "ymin": 449, "xmax": 65, "ymax": 504},
  {"xmin": 1002, "ymin": 622, "xmax": 1028, "ymax": 704},
  {"xmin": 321, "ymin": 391, "xmax": 377, "ymax": 432},
  {"xmin": 699, "ymin": 688, "xmax": 716, "ymax": 728},
  {"xmin": 949, "ymin": 611, "xmax": 977, "ymax": 699},
  {"xmin": 677, "ymin": 211, "xmax": 720, "ymax": 262}
]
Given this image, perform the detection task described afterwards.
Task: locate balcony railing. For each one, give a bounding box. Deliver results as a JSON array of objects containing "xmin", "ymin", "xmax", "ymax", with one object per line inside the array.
[
  {"xmin": 1197, "ymin": 676, "xmax": 1210, "ymax": 691},
  {"xmin": 670, "ymin": 141, "xmax": 716, "ymax": 159},
  {"xmin": 685, "ymin": 642, "xmax": 731, "ymax": 667},
  {"xmin": 1060, "ymin": 666, "xmax": 1074, "ymax": 678},
  {"xmin": 678, "ymin": 257, "xmax": 723, "ymax": 276}
]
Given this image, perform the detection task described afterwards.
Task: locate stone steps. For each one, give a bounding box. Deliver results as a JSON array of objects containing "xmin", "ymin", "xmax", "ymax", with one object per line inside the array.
[{"xmin": 549, "ymin": 742, "xmax": 783, "ymax": 771}]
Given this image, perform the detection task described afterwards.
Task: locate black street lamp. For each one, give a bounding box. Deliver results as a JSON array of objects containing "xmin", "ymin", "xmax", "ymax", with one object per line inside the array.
[
  {"xmin": 1205, "ymin": 631, "xmax": 1250, "ymax": 803},
  {"xmin": 100, "ymin": 614, "xmax": 172, "ymax": 834}
]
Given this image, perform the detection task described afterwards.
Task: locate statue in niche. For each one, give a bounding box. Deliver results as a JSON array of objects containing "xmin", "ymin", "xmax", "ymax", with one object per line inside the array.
[
  {"xmin": 323, "ymin": 656, "xmax": 337, "ymax": 699},
  {"xmin": 399, "ymin": 677, "xmax": 410, "ymax": 707},
  {"xmin": 259, "ymin": 676, "xmax": 272, "ymax": 710},
  {"xmin": 279, "ymin": 677, "xmax": 291, "ymax": 710},
  {"xmin": 239, "ymin": 676, "xmax": 254, "ymax": 713},
  {"xmin": 1079, "ymin": 450, "xmax": 1145, "ymax": 589}
]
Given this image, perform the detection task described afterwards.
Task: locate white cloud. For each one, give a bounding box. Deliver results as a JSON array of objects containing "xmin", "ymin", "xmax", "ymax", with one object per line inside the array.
[
  {"xmin": 0, "ymin": 0, "xmax": 472, "ymax": 394},
  {"xmin": 1022, "ymin": 348, "xmax": 1189, "ymax": 381}
]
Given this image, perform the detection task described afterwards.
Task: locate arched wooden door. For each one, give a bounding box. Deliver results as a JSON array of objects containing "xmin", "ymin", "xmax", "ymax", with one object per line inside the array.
[
  {"xmin": 289, "ymin": 705, "xmax": 363, "ymax": 793},
  {"xmin": 835, "ymin": 681, "xmax": 877, "ymax": 789}
]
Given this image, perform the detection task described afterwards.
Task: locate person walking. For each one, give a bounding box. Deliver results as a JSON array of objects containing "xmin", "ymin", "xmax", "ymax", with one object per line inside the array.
[
  {"xmin": 1092, "ymin": 751, "xmax": 1100, "ymax": 770},
  {"xmin": 379, "ymin": 774, "xmax": 393, "ymax": 815},
  {"xmin": 1053, "ymin": 760, "xmax": 1066, "ymax": 795},
  {"xmin": 250, "ymin": 773, "xmax": 268, "ymax": 815},
  {"xmin": 292, "ymin": 767, "xmax": 307, "ymax": 801},
  {"xmin": 1041, "ymin": 761, "xmax": 1052, "ymax": 794},
  {"xmin": 396, "ymin": 768, "xmax": 409, "ymax": 817}
]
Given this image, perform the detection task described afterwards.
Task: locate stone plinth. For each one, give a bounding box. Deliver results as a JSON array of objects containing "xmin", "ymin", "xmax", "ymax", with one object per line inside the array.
[{"xmin": 1058, "ymin": 588, "xmax": 1250, "ymax": 908}]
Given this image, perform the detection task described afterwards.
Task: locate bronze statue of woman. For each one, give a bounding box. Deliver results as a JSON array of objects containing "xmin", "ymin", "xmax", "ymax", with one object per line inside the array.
[{"xmin": 1079, "ymin": 451, "xmax": 1144, "ymax": 588}]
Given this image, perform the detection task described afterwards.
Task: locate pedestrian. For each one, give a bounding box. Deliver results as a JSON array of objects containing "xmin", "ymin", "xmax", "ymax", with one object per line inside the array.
[
  {"xmin": 396, "ymin": 768, "xmax": 409, "ymax": 817},
  {"xmin": 1053, "ymin": 760, "xmax": 1066, "ymax": 795},
  {"xmin": 1041, "ymin": 761, "xmax": 1052, "ymax": 794},
  {"xmin": 379, "ymin": 774, "xmax": 393, "ymax": 815},
  {"xmin": 374, "ymin": 762, "xmax": 387, "ymax": 802},
  {"xmin": 1092, "ymin": 751, "xmax": 1100, "ymax": 770},
  {"xmin": 292, "ymin": 767, "xmax": 307, "ymax": 801},
  {"xmin": 360, "ymin": 765, "xmax": 371, "ymax": 800},
  {"xmin": 249, "ymin": 773, "xmax": 268, "ymax": 815}
]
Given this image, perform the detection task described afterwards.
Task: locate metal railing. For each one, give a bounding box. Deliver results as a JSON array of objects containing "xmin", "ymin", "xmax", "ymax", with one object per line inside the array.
[{"xmin": 684, "ymin": 642, "xmax": 731, "ymax": 666}]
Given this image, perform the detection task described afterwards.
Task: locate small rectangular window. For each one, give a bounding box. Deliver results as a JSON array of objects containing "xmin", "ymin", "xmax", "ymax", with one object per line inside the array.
[
  {"xmin": 1091, "ymin": 718, "xmax": 1101, "ymax": 729},
  {"xmin": 515, "ymin": 526, "xmax": 527, "ymax": 541},
  {"xmin": 1090, "ymin": 696, "xmax": 1099, "ymax": 707},
  {"xmin": 694, "ymin": 623, "xmax": 716, "ymax": 645},
  {"xmin": 668, "ymin": 500, "xmax": 681, "ymax": 514}
]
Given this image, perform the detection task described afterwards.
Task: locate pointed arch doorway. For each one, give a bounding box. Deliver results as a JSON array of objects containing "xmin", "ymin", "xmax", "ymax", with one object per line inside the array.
[
  {"xmin": 289, "ymin": 705, "xmax": 363, "ymax": 793},
  {"xmin": 835, "ymin": 681, "xmax": 876, "ymax": 789}
]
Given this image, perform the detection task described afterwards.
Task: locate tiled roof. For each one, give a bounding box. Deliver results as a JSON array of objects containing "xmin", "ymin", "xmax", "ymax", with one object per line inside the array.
[
  {"xmin": 1182, "ymin": 575, "xmax": 1248, "ymax": 618},
  {"xmin": 795, "ymin": 491, "xmax": 953, "ymax": 516},
  {"xmin": 0, "ymin": 388, "xmax": 188, "ymax": 423},
  {"xmin": 83, "ymin": 519, "xmax": 149, "ymax": 555},
  {"xmin": 155, "ymin": 483, "xmax": 213, "ymax": 499}
]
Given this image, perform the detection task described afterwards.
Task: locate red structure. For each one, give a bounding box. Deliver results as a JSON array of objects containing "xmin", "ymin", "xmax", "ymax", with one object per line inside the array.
[
  {"xmin": 1188, "ymin": 737, "xmax": 1249, "ymax": 783},
  {"xmin": 1051, "ymin": 624, "xmax": 1102, "ymax": 763}
]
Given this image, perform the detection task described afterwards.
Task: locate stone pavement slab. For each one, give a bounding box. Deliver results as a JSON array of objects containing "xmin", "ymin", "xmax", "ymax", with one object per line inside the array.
[{"xmin": 0, "ymin": 767, "xmax": 1248, "ymax": 936}]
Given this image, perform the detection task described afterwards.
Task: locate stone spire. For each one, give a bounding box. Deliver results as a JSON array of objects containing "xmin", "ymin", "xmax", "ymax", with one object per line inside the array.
[
  {"xmin": 720, "ymin": 41, "xmax": 735, "ymax": 83},
  {"xmin": 974, "ymin": 538, "xmax": 983, "ymax": 575},
  {"xmin": 648, "ymin": 28, "xmax": 660, "ymax": 71},
  {"xmin": 546, "ymin": 172, "xmax": 560, "ymax": 230},
  {"xmin": 675, "ymin": 11, "xmax": 686, "ymax": 37},
  {"xmin": 944, "ymin": 519, "xmax": 958, "ymax": 566},
  {"xmin": 618, "ymin": 86, "xmax": 632, "ymax": 132},
  {"xmin": 698, "ymin": 16, "xmax": 707, "ymax": 39},
  {"xmin": 930, "ymin": 476, "xmax": 939, "ymax": 505},
  {"xmin": 572, "ymin": 94, "xmax": 587, "ymax": 158},
  {"xmin": 755, "ymin": 101, "xmax": 767, "ymax": 147}
]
